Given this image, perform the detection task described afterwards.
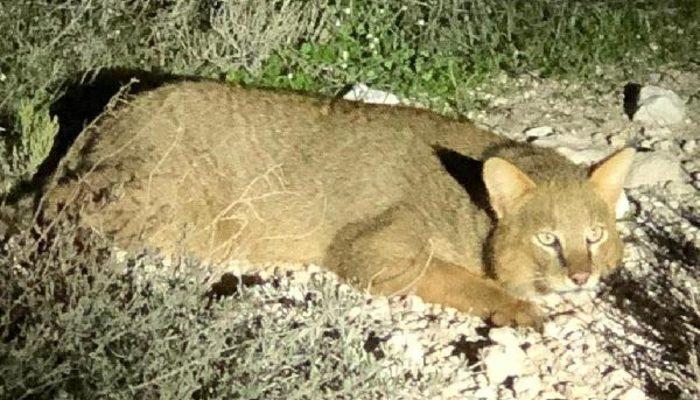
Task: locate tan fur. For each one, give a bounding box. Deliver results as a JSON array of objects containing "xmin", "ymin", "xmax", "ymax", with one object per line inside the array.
[{"xmin": 43, "ymin": 81, "xmax": 634, "ymax": 328}]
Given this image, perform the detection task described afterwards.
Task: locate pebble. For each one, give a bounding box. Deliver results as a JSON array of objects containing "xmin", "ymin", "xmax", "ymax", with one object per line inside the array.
[
  {"xmin": 620, "ymin": 387, "xmax": 647, "ymax": 400},
  {"xmin": 405, "ymin": 294, "xmax": 427, "ymax": 313},
  {"xmin": 513, "ymin": 375, "xmax": 542, "ymax": 400},
  {"xmin": 524, "ymin": 126, "xmax": 554, "ymax": 138},
  {"xmin": 616, "ymin": 194, "xmax": 632, "ymax": 219},
  {"xmin": 386, "ymin": 331, "xmax": 424, "ymax": 366},
  {"xmin": 681, "ymin": 139, "xmax": 697, "ymax": 153},
  {"xmin": 633, "ymin": 85, "xmax": 685, "ymax": 126},
  {"xmin": 473, "ymin": 386, "xmax": 498, "ymax": 400},
  {"xmin": 488, "ymin": 327, "xmax": 520, "ymax": 347},
  {"xmin": 343, "ymin": 83, "xmax": 401, "ymax": 105},
  {"xmin": 625, "ymin": 151, "xmax": 684, "ymax": 188},
  {"xmin": 606, "ymin": 369, "xmax": 633, "ymax": 386},
  {"xmin": 482, "ymin": 344, "xmax": 527, "ymax": 384},
  {"xmin": 525, "ymin": 343, "xmax": 553, "ymax": 360}
]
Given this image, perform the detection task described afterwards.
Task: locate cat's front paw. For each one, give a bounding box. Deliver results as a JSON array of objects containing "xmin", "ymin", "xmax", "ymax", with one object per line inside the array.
[{"xmin": 491, "ymin": 300, "xmax": 544, "ymax": 331}]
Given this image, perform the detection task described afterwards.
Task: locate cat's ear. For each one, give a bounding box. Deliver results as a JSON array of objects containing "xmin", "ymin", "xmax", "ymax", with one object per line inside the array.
[
  {"xmin": 588, "ymin": 148, "xmax": 635, "ymax": 210},
  {"xmin": 483, "ymin": 157, "xmax": 536, "ymax": 218}
]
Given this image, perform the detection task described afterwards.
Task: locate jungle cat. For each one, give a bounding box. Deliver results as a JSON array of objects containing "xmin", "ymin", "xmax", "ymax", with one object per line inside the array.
[{"xmin": 43, "ymin": 81, "xmax": 635, "ymax": 328}]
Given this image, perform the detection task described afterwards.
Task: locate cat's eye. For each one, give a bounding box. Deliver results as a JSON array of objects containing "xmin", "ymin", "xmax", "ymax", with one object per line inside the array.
[
  {"xmin": 586, "ymin": 226, "xmax": 605, "ymax": 244},
  {"xmin": 535, "ymin": 232, "xmax": 558, "ymax": 247}
]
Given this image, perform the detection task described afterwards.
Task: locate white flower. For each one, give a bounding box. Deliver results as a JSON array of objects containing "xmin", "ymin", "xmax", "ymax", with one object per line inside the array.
[
  {"xmin": 417, "ymin": 19, "xmax": 425, "ymax": 26},
  {"xmin": 341, "ymin": 50, "xmax": 349, "ymax": 60}
]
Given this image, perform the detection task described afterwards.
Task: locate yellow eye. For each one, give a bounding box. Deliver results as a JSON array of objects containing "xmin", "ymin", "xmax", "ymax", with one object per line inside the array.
[
  {"xmin": 586, "ymin": 226, "xmax": 605, "ymax": 243},
  {"xmin": 536, "ymin": 232, "xmax": 558, "ymax": 246}
]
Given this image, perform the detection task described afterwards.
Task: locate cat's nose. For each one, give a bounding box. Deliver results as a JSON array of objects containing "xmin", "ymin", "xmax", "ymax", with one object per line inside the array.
[{"xmin": 570, "ymin": 272, "xmax": 590, "ymax": 286}]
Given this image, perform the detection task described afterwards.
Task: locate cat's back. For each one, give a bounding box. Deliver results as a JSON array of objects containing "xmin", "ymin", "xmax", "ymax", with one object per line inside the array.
[{"xmin": 46, "ymin": 81, "xmax": 466, "ymax": 264}]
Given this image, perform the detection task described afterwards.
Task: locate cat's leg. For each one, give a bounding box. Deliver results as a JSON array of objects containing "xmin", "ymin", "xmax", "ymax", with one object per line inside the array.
[
  {"xmin": 324, "ymin": 204, "xmax": 543, "ymax": 329},
  {"xmin": 414, "ymin": 258, "xmax": 543, "ymax": 329}
]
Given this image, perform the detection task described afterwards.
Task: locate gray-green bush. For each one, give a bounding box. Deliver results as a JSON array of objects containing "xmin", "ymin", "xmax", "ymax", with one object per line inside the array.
[{"xmin": 0, "ymin": 219, "xmax": 412, "ymax": 399}]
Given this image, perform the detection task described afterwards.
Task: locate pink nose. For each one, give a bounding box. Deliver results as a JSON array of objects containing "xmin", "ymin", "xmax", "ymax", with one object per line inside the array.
[{"xmin": 570, "ymin": 272, "xmax": 590, "ymax": 286}]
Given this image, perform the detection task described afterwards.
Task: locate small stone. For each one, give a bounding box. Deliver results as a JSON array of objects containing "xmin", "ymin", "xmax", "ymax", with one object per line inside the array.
[
  {"xmin": 343, "ymin": 83, "xmax": 401, "ymax": 105},
  {"xmin": 488, "ymin": 327, "xmax": 520, "ymax": 347},
  {"xmin": 540, "ymin": 391, "xmax": 566, "ymax": 400},
  {"xmin": 543, "ymin": 321, "xmax": 564, "ymax": 339},
  {"xmin": 291, "ymin": 270, "xmax": 311, "ymax": 285},
  {"xmin": 569, "ymin": 385, "xmax": 595, "ymax": 399},
  {"xmin": 306, "ymin": 264, "xmax": 323, "ymax": 273},
  {"xmin": 525, "ymin": 343, "xmax": 553, "ymax": 361},
  {"xmin": 453, "ymin": 321, "xmax": 477, "ymax": 337},
  {"xmin": 681, "ymin": 139, "xmax": 697, "ymax": 153},
  {"xmin": 368, "ymin": 297, "xmax": 392, "ymax": 320},
  {"xmin": 473, "ymin": 386, "xmax": 498, "ymax": 400},
  {"xmin": 482, "ymin": 344, "xmax": 527, "ymax": 384},
  {"xmin": 513, "ymin": 375, "xmax": 542, "ymax": 400},
  {"xmin": 607, "ymin": 134, "xmax": 629, "ymax": 147},
  {"xmin": 606, "ymin": 369, "xmax": 633, "ymax": 386},
  {"xmin": 625, "ymin": 151, "xmax": 684, "ymax": 188},
  {"xmin": 633, "ymin": 86, "xmax": 685, "ymax": 126},
  {"xmin": 405, "ymin": 294, "xmax": 427, "ymax": 313},
  {"xmin": 524, "ymin": 126, "xmax": 554, "ymax": 138},
  {"xmin": 347, "ymin": 306, "xmax": 362, "ymax": 321},
  {"xmin": 386, "ymin": 331, "xmax": 424, "ymax": 366},
  {"xmin": 620, "ymin": 387, "xmax": 646, "ymax": 400},
  {"xmin": 556, "ymin": 146, "xmax": 610, "ymax": 165}
]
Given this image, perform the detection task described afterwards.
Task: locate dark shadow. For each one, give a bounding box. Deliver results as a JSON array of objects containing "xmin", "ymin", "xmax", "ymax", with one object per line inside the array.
[
  {"xmin": 433, "ymin": 146, "xmax": 495, "ymax": 221},
  {"xmin": 623, "ymin": 82, "xmax": 641, "ymax": 121},
  {"xmin": 7, "ymin": 67, "xmax": 196, "ymax": 205},
  {"xmin": 601, "ymin": 221, "xmax": 699, "ymax": 400}
]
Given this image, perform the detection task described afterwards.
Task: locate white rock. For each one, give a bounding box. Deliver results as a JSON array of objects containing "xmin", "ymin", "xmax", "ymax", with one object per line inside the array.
[
  {"xmin": 347, "ymin": 306, "xmax": 363, "ymax": 321},
  {"xmin": 513, "ymin": 375, "xmax": 542, "ymax": 400},
  {"xmin": 343, "ymin": 83, "xmax": 401, "ymax": 105},
  {"xmin": 488, "ymin": 327, "xmax": 520, "ymax": 347},
  {"xmin": 540, "ymin": 391, "xmax": 566, "ymax": 400},
  {"xmin": 473, "ymin": 386, "xmax": 498, "ymax": 400},
  {"xmin": 530, "ymin": 134, "xmax": 614, "ymax": 165},
  {"xmin": 291, "ymin": 270, "xmax": 311, "ymax": 285},
  {"xmin": 606, "ymin": 369, "xmax": 633, "ymax": 386},
  {"xmin": 405, "ymin": 294, "xmax": 427, "ymax": 313},
  {"xmin": 525, "ymin": 343, "xmax": 553, "ymax": 361},
  {"xmin": 569, "ymin": 385, "xmax": 595, "ymax": 399},
  {"xmin": 616, "ymin": 193, "xmax": 631, "ymax": 219},
  {"xmin": 524, "ymin": 126, "xmax": 554, "ymax": 138},
  {"xmin": 634, "ymin": 86, "xmax": 685, "ymax": 126},
  {"xmin": 625, "ymin": 151, "xmax": 684, "ymax": 188},
  {"xmin": 386, "ymin": 331, "xmax": 424, "ymax": 366},
  {"xmin": 306, "ymin": 264, "xmax": 323, "ymax": 273},
  {"xmin": 368, "ymin": 297, "xmax": 392, "ymax": 320},
  {"xmin": 542, "ymin": 321, "xmax": 564, "ymax": 339},
  {"xmin": 555, "ymin": 146, "xmax": 611, "ymax": 165},
  {"xmin": 620, "ymin": 387, "xmax": 646, "ymax": 400},
  {"xmin": 453, "ymin": 321, "xmax": 478, "ymax": 337},
  {"xmin": 681, "ymin": 139, "xmax": 697, "ymax": 153},
  {"xmin": 482, "ymin": 344, "xmax": 527, "ymax": 384}
]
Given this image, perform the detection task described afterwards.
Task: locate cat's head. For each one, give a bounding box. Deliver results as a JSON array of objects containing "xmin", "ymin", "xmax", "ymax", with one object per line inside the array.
[{"xmin": 484, "ymin": 148, "xmax": 635, "ymax": 298}]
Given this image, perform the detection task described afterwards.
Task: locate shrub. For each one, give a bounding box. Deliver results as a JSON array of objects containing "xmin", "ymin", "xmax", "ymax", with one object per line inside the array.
[{"xmin": 0, "ymin": 220, "xmax": 411, "ymax": 399}]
